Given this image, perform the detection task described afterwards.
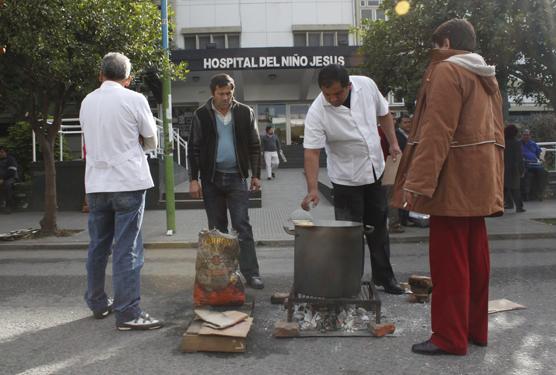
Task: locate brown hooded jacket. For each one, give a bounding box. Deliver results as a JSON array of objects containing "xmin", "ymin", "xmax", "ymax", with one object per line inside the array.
[{"xmin": 391, "ymin": 49, "xmax": 504, "ymax": 217}]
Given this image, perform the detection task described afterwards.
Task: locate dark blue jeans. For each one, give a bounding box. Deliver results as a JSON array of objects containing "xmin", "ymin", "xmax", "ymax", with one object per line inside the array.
[
  {"xmin": 202, "ymin": 172, "xmax": 260, "ymax": 277},
  {"xmin": 85, "ymin": 190, "xmax": 146, "ymax": 325}
]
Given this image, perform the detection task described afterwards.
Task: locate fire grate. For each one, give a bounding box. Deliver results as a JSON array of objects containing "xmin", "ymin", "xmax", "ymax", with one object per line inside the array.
[{"xmin": 286, "ymin": 281, "xmax": 381, "ymax": 324}]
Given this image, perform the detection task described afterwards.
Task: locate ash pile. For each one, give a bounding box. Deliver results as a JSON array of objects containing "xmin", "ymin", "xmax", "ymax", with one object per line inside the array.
[{"xmin": 292, "ymin": 303, "xmax": 372, "ymax": 333}]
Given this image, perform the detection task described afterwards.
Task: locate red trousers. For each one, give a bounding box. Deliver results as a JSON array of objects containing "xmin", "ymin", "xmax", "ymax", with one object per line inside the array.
[{"xmin": 429, "ymin": 216, "xmax": 490, "ymax": 355}]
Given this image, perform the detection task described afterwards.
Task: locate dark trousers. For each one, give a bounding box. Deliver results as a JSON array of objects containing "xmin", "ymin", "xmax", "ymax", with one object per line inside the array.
[
  {"xmin": 521, "ymin": 167, "xmax": 548, "ymax": 201},
  {"xmin": 429, "ymin": 216, "xmax": 490, "ymax": 355},
  {"xmin": 504, "ymin": 187, "xmax": 523, "ymax": 210},
  {"xmin": 0, "ymin": 178, "xmax": 15, "ymax": 209},
  {"xmin": 202, "ymin": 172, "xmax": 260, "ymax": 278},
  {"xmin": 332, "ymin": 180, "xmax": 395, "ymax": 283}
]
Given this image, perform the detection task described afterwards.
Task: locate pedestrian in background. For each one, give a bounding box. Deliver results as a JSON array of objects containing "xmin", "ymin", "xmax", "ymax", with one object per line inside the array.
[
  {"xmin": 392, "ymin": 19, "xmax": 504, "ymax": 355},
  {"xmin": 504, "ymin": 124, "xmax": 525, "ymax": 212},
  {"xmin": 188, "ymin": 73, "xmax": 265, "ymax": 289},
  {"xmin": 0, "ymin": 145, "xmax": 18, "ymax": 214},
  {"xmin": 260, "ymin": 126, "xmax": 285, "ymax": 180},
  {"xmin": 521, "ymin": 129, "xmax": 548, "ymax": 201},
  {"xmin": 80, "ymin": 52, "xmax": 162, "ymax": 331}
]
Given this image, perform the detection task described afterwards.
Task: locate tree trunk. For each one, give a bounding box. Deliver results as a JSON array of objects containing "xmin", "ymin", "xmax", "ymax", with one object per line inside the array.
[
  {"xmin": 39, "ymin": 134, "xmax": 58, "ymax": 234},
  {"xmin": 497, "ymin": 72, "xmax": 511, "ymax": 121}
]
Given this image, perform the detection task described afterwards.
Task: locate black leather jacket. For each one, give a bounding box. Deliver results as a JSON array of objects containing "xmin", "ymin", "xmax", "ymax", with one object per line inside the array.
[{"xmin": 188, "ymin": 98, "xmax": 261, "ymax": 181}]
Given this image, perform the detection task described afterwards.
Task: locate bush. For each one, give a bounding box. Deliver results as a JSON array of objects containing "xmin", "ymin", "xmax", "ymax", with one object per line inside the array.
[
  {"xmin": 5, "ymin": 121, "xmax": 72, "ymax": 180},
  {"xmin": 517, "ymin": 113, "xmax": 556, "ymax": 142}
]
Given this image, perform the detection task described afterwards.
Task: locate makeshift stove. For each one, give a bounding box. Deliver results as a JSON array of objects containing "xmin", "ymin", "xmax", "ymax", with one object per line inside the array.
[{"xmin": 286, "ymin": 281, "xmax": 381, "ymax": 328}]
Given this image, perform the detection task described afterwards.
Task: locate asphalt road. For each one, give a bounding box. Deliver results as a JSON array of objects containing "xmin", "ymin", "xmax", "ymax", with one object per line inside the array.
[{"xmin": 1, "ymin": 239, "xmax": 555, "ymax": 375}]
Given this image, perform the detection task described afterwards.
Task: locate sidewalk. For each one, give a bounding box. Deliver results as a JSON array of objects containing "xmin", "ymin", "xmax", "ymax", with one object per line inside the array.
[{"xmin": 1, "ymin": 168, "xmax": 555, "ymax": 249}]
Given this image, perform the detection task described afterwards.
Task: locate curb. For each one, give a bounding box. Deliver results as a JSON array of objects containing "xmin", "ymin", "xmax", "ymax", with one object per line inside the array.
[{"xmin": 1, "ymin": 231, "xmax": 556, "ymax": 251}]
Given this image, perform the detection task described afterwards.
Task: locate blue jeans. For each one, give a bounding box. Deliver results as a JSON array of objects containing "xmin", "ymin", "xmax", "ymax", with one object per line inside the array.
[
  {"xmin": 85, "ymin": 190, "xmax": 146, "ymax": 324},
  {"xmin": 202, "ymin": 172, "xmax": 260, "ymax": 277}
]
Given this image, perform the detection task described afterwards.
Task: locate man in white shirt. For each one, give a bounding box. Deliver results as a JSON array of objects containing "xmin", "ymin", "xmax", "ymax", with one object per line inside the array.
[
  {"xmin": 80, "ymin": 52, "xmax": 163, "ymax": 330},
  {"xmin": 301, "ymin": 64, "xmax": 403, "ymax": 294}
]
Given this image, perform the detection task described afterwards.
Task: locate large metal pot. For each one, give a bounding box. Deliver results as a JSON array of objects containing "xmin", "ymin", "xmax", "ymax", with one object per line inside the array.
[{"xmin": 284, "ymin": 220, "xmax": 364, "ymax": 298}]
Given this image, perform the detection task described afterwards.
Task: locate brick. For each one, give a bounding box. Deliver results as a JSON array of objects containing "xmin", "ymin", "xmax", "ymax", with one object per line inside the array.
[
  {"xmin": 408, "ymin": 275, "xmax": 432, "ymax": 293},
  {"xmin": 273, "ymin": 321, "xmax": 300, "ymax": 338},
  {"xmin": 369, "ymin": 323, "xmax": 396, "ymax": 337}
]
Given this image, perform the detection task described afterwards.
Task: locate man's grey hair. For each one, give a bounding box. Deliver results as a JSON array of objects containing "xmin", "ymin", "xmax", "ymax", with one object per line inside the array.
[{"xmin": 101, "ymin": 52, "xmax": 131, "ymax": 81}]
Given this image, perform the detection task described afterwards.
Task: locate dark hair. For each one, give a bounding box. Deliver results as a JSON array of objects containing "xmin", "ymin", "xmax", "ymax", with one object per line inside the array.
[
  {"xmin": 396, "ymin": 113, "xmax": 411, "ymax": 126},
  {"xmin": 210, "ymin": 74, "xmax": 235, "ymax": 94},
  {"xmin": 318, "ymin": 64, "xmax": 350, "ymax": 89},
  {"xmin": 432, "ymin": 18, "xmax": 476, "ymax": 52},
  {"xmin": 265, "ymin": 126, "xmax": 273, "ymax": 132},
  {"xmin": 0, "ymin": 145, "xmax": 6, "ymax": 152},
  {"xmin": 505, "ymin": 124, "xmax": 519, "ymax": 139}
]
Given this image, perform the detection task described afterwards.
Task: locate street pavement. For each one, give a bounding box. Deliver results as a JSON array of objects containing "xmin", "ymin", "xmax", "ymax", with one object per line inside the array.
[
  {"xmin": 1, "ymin": 239, "xmax": 555, "ymax": 375},
  {"xmin": 1, "ymin": 168, "xmax": 556, "ymax": 374}
]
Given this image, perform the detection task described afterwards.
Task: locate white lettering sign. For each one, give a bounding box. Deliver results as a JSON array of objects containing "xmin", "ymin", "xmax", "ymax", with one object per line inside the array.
[{"xmin": 201, "ymin": 55, "xmax": 346, "ymax": 70}]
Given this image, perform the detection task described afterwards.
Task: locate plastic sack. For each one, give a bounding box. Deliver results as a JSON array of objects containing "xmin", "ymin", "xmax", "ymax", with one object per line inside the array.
[{"xmin": 193, "ymin": 229, "xmax": 245, "ymax": 306}]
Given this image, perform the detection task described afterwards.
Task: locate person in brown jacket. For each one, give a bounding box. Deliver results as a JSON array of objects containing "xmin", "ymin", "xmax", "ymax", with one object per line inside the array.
[{"xmin": 391, "ymin": 19, "xmax": 504, "ymax": 355}]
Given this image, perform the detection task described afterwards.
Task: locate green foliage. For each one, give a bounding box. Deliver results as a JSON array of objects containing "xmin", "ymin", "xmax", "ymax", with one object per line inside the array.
[
  {"xmin": 0, "ymin": 0, "xmax": 187, "ymax": 231},
  {"xmin": 5, "ymin": 122, "xmax": 32, "ymax": 179},
  {"xmin": 359, "ymin": 0, "xmax": 556, "ymax": 113},
  {"xmin": 519, "ymin": 114, "xmax": 556, "ymax": 142},
  {"xmin": 6, "ymin": 121, "xmax": 72, "ymax": 180},
  {"xmin": 0, "ymin": 0, "xmax": 188, "ymax": 121}
]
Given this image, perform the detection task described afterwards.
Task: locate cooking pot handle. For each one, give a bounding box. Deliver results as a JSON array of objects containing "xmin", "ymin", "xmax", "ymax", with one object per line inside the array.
[{"xmin": 283, "ymin": 225, "xmax": 296, "ymax": 236}]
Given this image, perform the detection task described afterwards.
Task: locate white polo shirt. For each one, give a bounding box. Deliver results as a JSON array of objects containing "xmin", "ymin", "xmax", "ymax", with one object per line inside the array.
[
  {"xmin": 80, "ymin": 81, "xmax": 157, "ymax": 193},
  {"xmin": 304, "ymin": 75, "xmax": 389, "ymax": 186}
]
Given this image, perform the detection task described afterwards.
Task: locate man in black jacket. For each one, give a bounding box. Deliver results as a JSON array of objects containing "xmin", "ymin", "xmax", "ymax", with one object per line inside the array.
[
  {"xmin": 0, "ymin": 145, "xmax": 18, "ymax": 214},
  {"xmin": 188, "ymin": 74, "xmax": 264, "ymax": 289}
]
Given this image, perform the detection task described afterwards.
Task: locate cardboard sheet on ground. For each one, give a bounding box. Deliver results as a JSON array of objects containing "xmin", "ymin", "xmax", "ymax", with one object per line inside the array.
[
  {"xmin": 488, "ymin": 299, "xmax": 526, "ymax": 314},
  {"xmin": 194, "ymin": 309, "xmax": 248, "ymax": 329},
  {"xmin": 199, "ymin": 317, "xmax": 253, "ymax": 338},
  {"xmin": 382, "ymin": 155, "xmax": 401, "ymax": 186}
]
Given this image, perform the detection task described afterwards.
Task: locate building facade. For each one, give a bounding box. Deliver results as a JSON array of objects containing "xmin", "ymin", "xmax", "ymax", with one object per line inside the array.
[{"xmin": 167, "ymin": 0, "xmax": 400, "ymax": 145}]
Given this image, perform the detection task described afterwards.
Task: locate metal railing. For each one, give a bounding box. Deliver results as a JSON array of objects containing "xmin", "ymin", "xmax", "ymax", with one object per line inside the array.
[
  {"xmin": 538, "ymin": 142, "xmax": 556, "ymax": 172},
  {"xmin": 154, "ymin": 118, "xmax": 188, "ymax": 169},
  {"xmin": 32, "ymin": 117, "xmax": 188, "ymax": 169}
]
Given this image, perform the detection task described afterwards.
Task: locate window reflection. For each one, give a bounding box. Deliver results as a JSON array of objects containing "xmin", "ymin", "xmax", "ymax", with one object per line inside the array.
[{"xmin": 290, "ymin": 104, "xmax": 309, "ymax": 145}]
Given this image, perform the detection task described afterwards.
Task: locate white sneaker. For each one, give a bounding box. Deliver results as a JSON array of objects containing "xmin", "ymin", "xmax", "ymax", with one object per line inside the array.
[{"xmin": 117, "ymin": 312, "xmax": 164, "ymax": 331}]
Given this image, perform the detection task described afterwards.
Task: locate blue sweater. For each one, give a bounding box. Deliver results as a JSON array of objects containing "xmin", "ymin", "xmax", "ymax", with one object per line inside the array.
[{"xmin": 215, "ymin": 114, "xmax": 238, "ymax": 172}]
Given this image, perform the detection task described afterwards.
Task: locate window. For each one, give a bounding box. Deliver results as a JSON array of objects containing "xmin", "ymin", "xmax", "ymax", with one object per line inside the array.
[
  {"xmin": 183, "ymin": 33, "xmax": 240, "ymax": 49},
  {"xmin": 337, "ymin": 31, "xmax": 349, "ymax": 45},
  {"xmin": 293, "ymin": 31, "xmax": 350, "ymax": 47},
  {"xmin": 308, "ymin": 32, "xmax": 320, "ymax": 47},
  {"xmin": 323, "ymin": 32, "xmax": 335, "ymax": 46},
  {"xmin": 294, "ymin": 33, "xmax": 306, "ymax": 47},
  {"xmin": 227, "ymin": 34, "xmax": 240, "ymax": 48},
  {"xmin": 361, "ymin": 9, "xmax": 374, "ymax": 21},
  {"xmin": 290, "ymin": 104, "xmax": 310, "ymax": 145},
  {"xmin": 198, "ymin": 35, "xmax": 210, "ymax": 49},
  {"xmin": 212, "ymin": 34, "xmax": 225, "ymax": 49},
  {"xmin": 361, "ymin": 0, "xmax": 386, "ymax": 22}
]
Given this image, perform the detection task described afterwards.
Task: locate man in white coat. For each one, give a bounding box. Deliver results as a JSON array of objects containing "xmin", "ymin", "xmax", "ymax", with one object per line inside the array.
[{"xmin": 80, "ymin": 52, "xmax": 162, "ymax": 331}]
